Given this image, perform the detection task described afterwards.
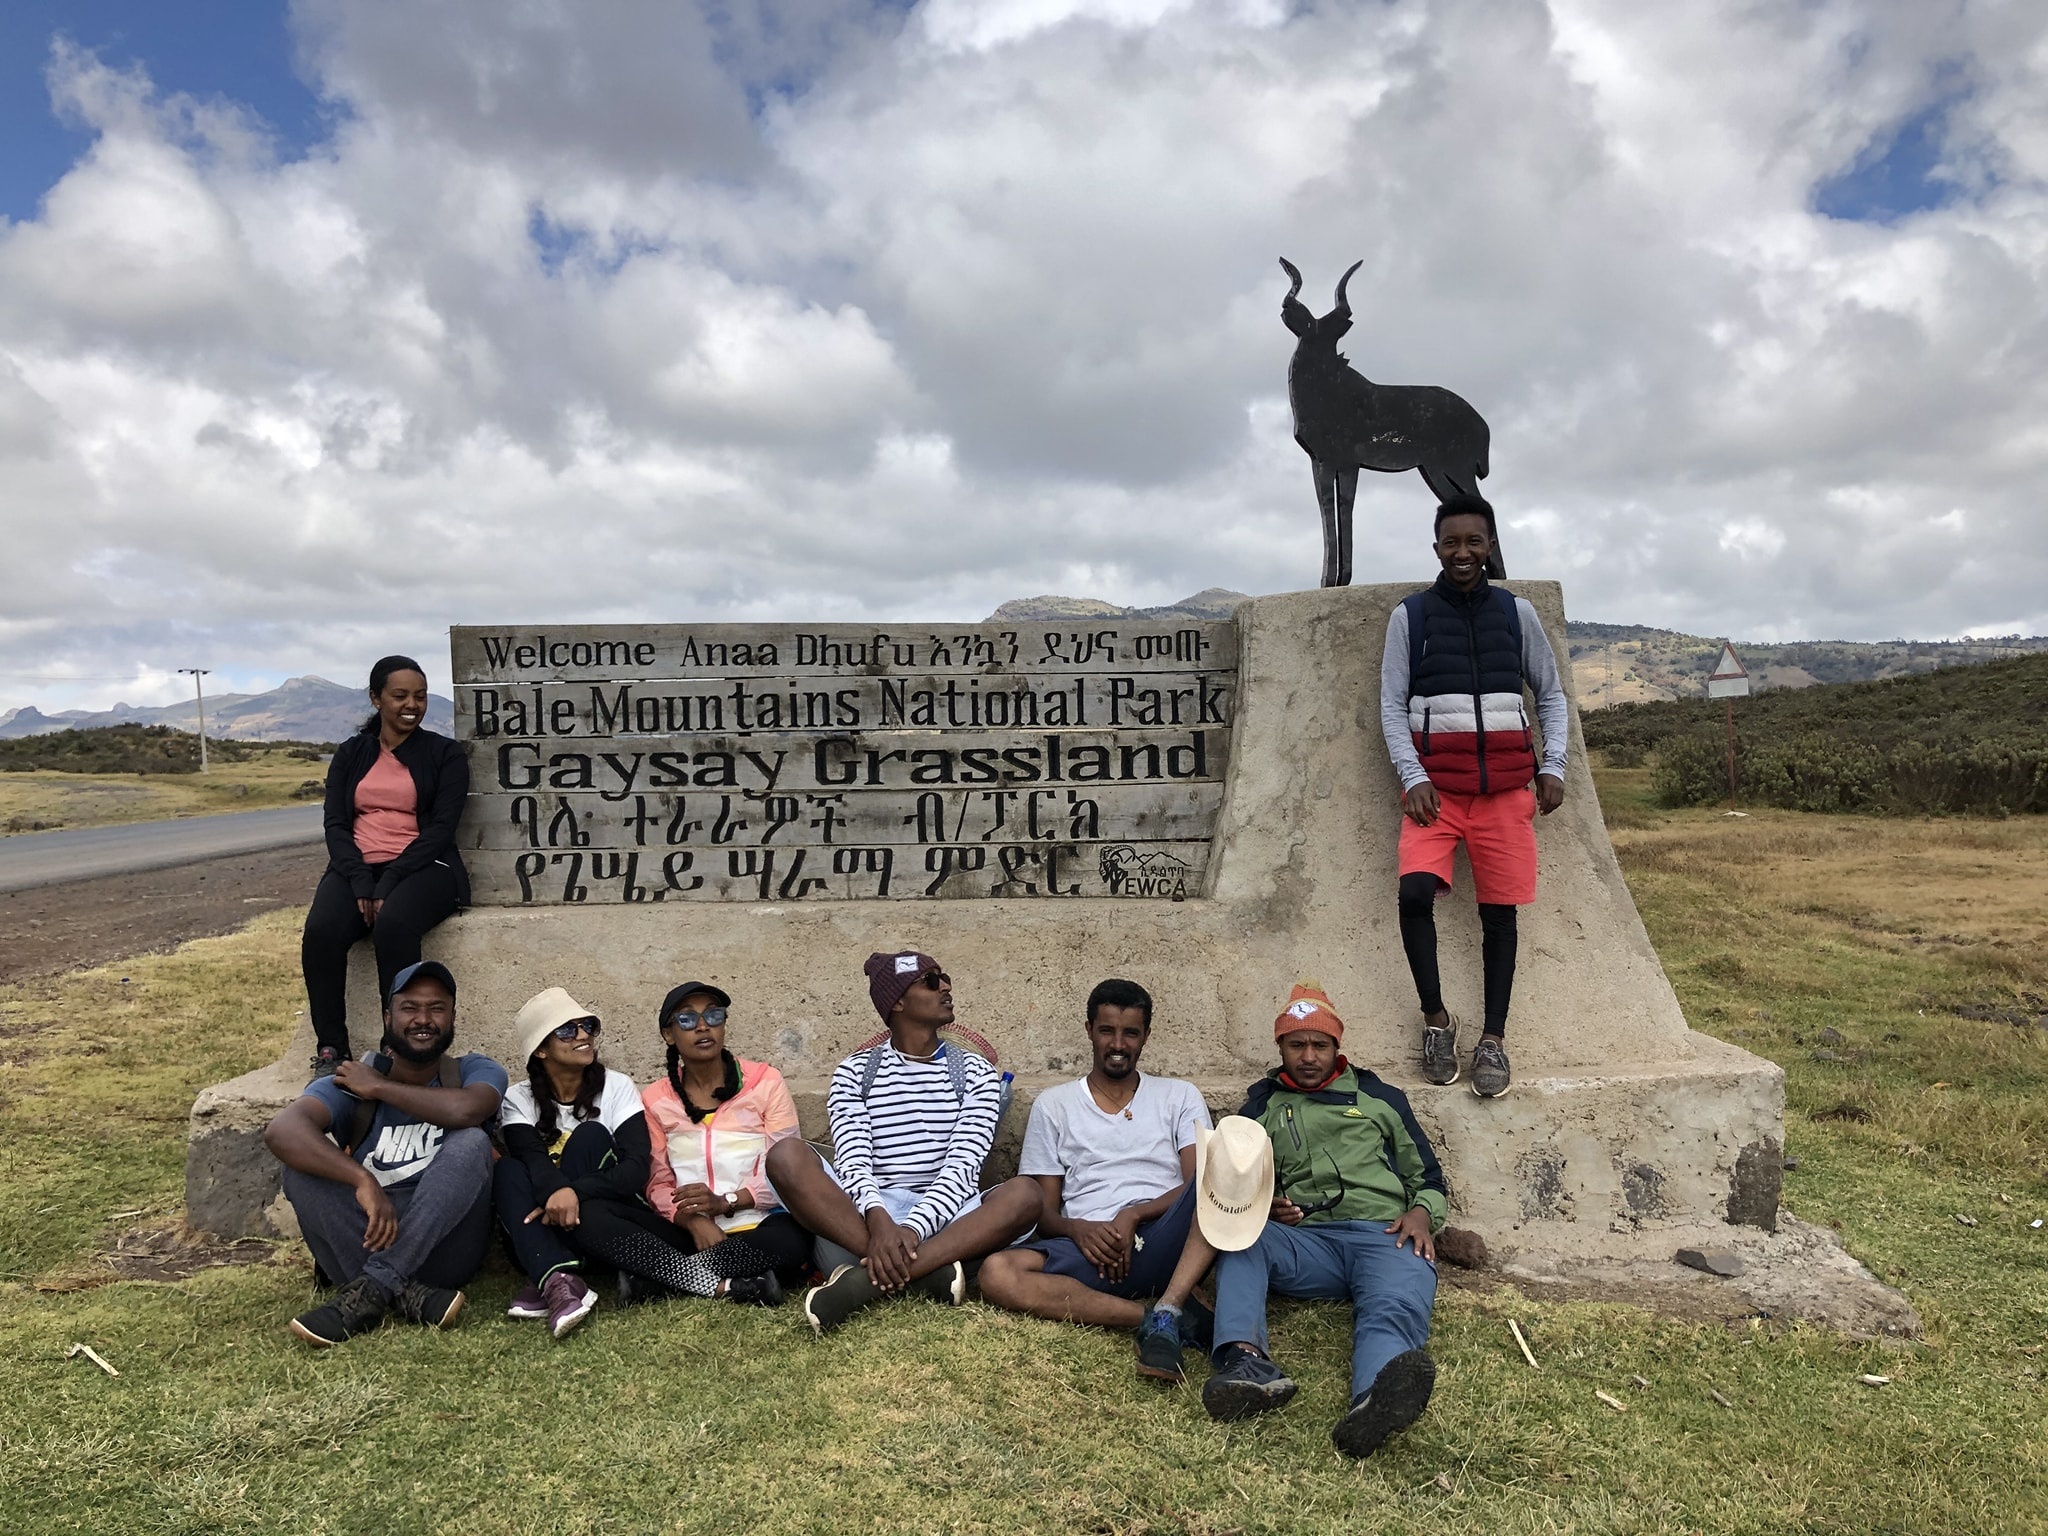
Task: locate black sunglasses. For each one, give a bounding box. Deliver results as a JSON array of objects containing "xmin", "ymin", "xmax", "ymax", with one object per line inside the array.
[
  {"xmin": 551, "ymin": 1018, "xmax": 601, "ymax": 1041},
  {"xmin": 918, "ymin": 972, "xmax": 951, "ymax": 990},
  {"xmin": 669, "ymin": 1006, "xmax": 728, "ymax": 1031},
  {"xmin": 1286, "ymin": 1153, "xmax": 1349, "ymax": 1217}
]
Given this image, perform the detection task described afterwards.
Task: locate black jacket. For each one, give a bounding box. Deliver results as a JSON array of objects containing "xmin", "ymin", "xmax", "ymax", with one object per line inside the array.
[{"xmin": 322, "ymin": 727, "xmax": 472, "ymax": 904}]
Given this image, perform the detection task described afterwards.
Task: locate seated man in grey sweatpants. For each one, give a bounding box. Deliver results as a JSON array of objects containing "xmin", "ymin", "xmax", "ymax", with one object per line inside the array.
[{"xmin": 263, "ymin": 960, "xmax": 507, "ymax": 1347}]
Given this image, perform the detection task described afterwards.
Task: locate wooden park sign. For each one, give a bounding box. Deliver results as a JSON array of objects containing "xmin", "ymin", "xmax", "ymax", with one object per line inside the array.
[{"xmin": 450, "ymin": 622, "xmax": 1238, "ymax": 905}]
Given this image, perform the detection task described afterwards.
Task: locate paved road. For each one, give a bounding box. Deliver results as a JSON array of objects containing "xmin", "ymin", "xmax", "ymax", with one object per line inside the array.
[{"xmin": 0, "ymin": 806, "xmax": 325, "ymax": 894}]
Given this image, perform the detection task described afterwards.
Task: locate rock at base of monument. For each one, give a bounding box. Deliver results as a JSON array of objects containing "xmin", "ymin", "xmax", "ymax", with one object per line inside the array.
[
  {"xmin": 1435, "ymin": 1227, "xmax": 1488, "ymax": 1270},
  {"xmin": 1675, "ymin": 1247, "xmax": 1747, "ymax": 1278}
]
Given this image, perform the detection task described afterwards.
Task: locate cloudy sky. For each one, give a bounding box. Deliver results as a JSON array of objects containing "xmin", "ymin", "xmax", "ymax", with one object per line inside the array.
[{"xmin": 1, "ymin": 0, "xmax": 2043, "ymax": 712}]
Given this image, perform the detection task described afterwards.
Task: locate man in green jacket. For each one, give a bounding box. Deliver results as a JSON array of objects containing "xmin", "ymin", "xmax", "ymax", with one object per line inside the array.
[{"xmin": 1201, "ymin": 982, "xmax": 1444, "ymax": 1458}]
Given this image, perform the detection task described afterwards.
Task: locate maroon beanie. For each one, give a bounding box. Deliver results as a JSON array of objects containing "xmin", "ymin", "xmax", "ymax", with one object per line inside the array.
[{"xmin": 865, "ymin": 950, "xmax": 941, "ymax": 1022}]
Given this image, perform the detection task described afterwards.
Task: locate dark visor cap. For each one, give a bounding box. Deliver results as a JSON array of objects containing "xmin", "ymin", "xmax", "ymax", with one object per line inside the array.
[
  {"xmin": 660, "ymin": 981, "xmax": 732, "ymax": 1027},
  {"xmin": 388, "ymin": 959, "xmax": 457, "ymax": 1002}
]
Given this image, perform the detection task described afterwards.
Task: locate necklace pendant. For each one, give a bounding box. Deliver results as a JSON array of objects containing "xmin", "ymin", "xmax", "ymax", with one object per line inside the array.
[{"xmin": 1123, "ymin": 1108, "xmax": 1133, "ymax": 1119}]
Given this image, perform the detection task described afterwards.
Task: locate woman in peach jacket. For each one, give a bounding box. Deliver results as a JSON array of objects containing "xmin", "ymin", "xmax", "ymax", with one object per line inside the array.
[{"xmin": 637, "ymin": 981, "xmax": 813, "ymax": 1303}]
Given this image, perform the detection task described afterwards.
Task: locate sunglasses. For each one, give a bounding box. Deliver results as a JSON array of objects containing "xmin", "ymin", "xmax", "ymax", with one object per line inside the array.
[
  {"xmin": 669, "ymin": 1007, "xmax": 728, "ymax": 1031},
  {"xmin": 918, "ymin": 972, "xmax": 951, "ymax": 990},
  {"xmin": 550, "ymin": 1018, "xmax": 601, "ymax": 1041}
]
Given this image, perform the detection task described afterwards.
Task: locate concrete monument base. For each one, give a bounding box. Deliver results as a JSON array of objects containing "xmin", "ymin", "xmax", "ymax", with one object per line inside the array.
[{"xmin": 186, "ymin": 583, "xmax": 1797, "ymax": 1294}]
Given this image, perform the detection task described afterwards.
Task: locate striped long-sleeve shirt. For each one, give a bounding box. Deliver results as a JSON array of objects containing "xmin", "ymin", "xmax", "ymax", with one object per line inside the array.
[{"xmin": 826, "ymin": 1043, "xmax": 1001, "ymax": 1242}]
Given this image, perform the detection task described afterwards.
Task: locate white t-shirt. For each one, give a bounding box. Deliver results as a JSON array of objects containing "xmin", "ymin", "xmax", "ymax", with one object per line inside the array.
[
  {"xmin": 501, "ymin": 1067, "xmax": 644, "ymax": 1157},
  {"xmin": 1019, "ymin": 1074, "xmax": 1212, "ymax": 1223}
]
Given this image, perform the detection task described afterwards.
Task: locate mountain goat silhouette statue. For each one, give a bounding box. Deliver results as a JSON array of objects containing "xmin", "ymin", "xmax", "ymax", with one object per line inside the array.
[{"xmin": 1280, "ymin": 258, "xmax": 1500, "ymax": 586}]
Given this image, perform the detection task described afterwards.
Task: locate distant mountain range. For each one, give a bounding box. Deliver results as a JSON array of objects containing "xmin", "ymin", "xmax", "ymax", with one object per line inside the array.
[
  {"xmin": 7, "ymin": 597, "xmax": 2045, "ymax": 740},
  {"xmin": 987, "ymin": 592, "xmax": 2048, "ymax": 708},
  {"xmin": 0, "ymin": 675, "xmax": 454, "ymax": 743}
]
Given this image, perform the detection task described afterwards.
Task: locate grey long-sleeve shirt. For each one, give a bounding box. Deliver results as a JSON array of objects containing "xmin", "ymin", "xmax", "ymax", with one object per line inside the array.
[{"xmin": 1379, "ymin": 592, "xmax": 1571, "ymax": 793}]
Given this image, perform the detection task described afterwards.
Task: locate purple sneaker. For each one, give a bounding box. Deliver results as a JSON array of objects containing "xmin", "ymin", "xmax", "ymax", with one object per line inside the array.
[
  {"xmin": 543, "ymin": 1270, "xmax": 596, "ymax": 1339},
  {"xmin": 507, "ymin": 1283, "xmax": 549, "ymax": 1321}
]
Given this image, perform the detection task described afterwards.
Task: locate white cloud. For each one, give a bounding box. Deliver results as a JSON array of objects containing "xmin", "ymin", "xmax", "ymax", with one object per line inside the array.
[{"xmin": 3, "ymin": 0, "xmax": 2047, "ymax": 714}]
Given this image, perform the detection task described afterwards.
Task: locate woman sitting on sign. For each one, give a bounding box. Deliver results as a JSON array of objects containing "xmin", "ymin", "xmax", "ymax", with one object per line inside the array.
[
  {"xmin": 635, "ymin": 981, "xmax": 814, "ymax": 1303},
  {"xmin": 302, "ymin": 655, "xmax": 469, "ymax": 1076}
]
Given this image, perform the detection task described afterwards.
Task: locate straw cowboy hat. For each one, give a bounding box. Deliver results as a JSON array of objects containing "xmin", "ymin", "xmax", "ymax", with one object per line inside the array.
[
  {"xmin": 1194, "ymin": 1115, "xmax": 1274, "ymax": 1251},
  {"xmin": 514, "ymin": 986, "xmax": 600, "ymax": 1065}
]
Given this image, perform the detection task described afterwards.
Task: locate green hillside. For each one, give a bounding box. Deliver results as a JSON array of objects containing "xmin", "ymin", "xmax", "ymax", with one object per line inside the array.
[{"xmin": 1584, "ymin": 653, "xmax": 2048, "ymax": 815}]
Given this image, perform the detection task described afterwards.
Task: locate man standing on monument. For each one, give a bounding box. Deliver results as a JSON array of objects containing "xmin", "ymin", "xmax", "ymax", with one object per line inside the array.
[
  {"xmin": 975, "ymin": 979, "xmax": 1215, "ymax": 1368},
  {"xmin": 1381, "ymin": 492, "xmax": 1570, "ymax": 1096},
  {"xmin": 765, "ymin": 951, "xmax": 1041, "ymax": 1334}
]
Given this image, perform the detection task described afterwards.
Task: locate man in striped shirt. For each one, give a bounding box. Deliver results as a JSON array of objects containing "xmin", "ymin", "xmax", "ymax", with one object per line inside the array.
[{"xmin": 766, "ymin": 950, "xmax": 1041, "ymax": 1334}]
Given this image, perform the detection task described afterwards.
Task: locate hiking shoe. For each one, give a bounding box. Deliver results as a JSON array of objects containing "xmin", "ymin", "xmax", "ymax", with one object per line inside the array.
[
  {"xmin": 803, "ymin": 1263, "xmax": 883, "ymax": 1335},
  {"xmin": 288, "ymin": 1274, "xmax": 388, "ymax": 1347},
  {"xmin": 908, "ymin": 1260, "xmax": 965, "ymax": 1306},
  {"xmin": 543, "ymin": 1270, "xmax": 597, "ymax": 1339},
  {"xmin": 507, "ymin": 1283, "xmax": 549, "ymax": 1320},
  {"xmin": 1179, "ymin": 1294, "xmax": 1216, "ymax": 1354},
  {"xmin": 1470, "ymin": 1036, "xmax": 1512, "ymax": 1098},
  {"xmin": 1331, "ymin": 1349, "xmax": 1437, "ymax": 1458},
  {"xmin": 393, "ymin": 1280, "xmax": 465, "ymax": 1330},
  {"xmin": 1135, "ymin": 1307, "xmax": 1188, "ymax": 1384},
  {"xmin": 1201, "ymin": 1343, "xmax": 1299, "ymax": 1421},
  {"xmin": 725, "ymin": 1272, "xmax": 785, "ymax": 1308},
  {"xmin": 1421, "ymin": 1017, "xmax": 1460, "ymax": 1086},
  {"xmin": 310, "ymin": 1046, "xmax": 345, "ymax": 1079},
  {"xmin": 616, "ymin": 1270, "xmax": 663, "ymax": 1308}
]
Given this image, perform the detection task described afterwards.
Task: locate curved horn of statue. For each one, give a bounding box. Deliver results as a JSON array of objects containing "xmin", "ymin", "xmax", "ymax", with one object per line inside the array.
[{"xmin": 1278, "ymin": 257, "xmax": 1498, "ymax": 587}]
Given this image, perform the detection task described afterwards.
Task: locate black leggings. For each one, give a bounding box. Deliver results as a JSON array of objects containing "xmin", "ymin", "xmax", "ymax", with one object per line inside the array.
[
  {"xmin": 301, "ymin": 862, "xmax": 461, "ymax": 1056},
  {"xmin": 1397, "ymin": 871, "xmax": 1518, "ymax": 1037},
  {"xmin": 494, "ymin": 1123, "xmax": 813, "ymax": 1295}
]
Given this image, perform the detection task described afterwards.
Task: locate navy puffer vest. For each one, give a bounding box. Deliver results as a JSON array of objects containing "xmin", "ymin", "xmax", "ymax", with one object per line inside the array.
[{"xmin": 1402, "ymin": 577, "xmax": 1535, "ymax": 796}]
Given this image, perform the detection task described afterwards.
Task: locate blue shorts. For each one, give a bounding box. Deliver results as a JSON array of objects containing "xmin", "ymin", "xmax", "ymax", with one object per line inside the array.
[{"xmin": 1024, "ymin": 1182, "xmax": 1199, "ymax": 1300}]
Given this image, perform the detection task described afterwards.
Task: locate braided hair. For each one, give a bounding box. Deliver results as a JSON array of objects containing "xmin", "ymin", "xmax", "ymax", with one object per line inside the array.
[
  {"xmin": 666, "ymin": 1042, "xmax": 740, "ymax": 1124},
  {"xmin": 528, "ymin": 1053, "xmax": 607, "ymax": 1143}
]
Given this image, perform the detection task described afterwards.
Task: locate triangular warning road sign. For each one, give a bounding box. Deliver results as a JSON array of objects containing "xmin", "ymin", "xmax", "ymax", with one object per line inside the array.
[{"xmin": 1707, "ymin": 641, "xmax": 1750, "ymax": 698}]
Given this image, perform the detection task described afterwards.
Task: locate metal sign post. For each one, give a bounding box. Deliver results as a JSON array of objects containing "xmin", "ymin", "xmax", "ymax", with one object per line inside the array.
[
  {"xmin": 178, "ymin": 668, "xmax": 211, "ymax": 773},
  {"xmin": 1705, "ymin": 642, "xmax": 1750, "ymax": 806}
]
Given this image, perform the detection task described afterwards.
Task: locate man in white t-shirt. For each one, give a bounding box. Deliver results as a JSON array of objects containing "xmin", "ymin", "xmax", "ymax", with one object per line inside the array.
[{"xmin": 978, "ymin": 979, "xmax": 1214, "ymax": 1367}]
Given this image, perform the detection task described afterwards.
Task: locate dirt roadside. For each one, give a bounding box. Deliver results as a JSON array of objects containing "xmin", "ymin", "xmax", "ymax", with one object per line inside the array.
[{"xmin": 0, "ymin": 843, "xmax": 323, "ymax": 985}]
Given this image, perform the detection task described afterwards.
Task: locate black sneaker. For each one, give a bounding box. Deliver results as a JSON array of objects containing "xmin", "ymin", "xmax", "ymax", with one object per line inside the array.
[
  {"xmin": 1332, "ymin": 1349, "xmax": 1437, "ymax": 1458},
  {"xmin": 1471, "ymin": 1036, "xmax": 1512, "ymax": 1098},
  {"xmin": 310, "ymin": 1046, "xmax": 345, "ymax": 1079},
  {"xmin": 803, "ymin": 1263, "xmax": 882, "ymax": 1335},
  {"xmin": 616, "ymin": 1270, "xmax": 665, "ymax": 1308},
  {"xmin": 1134, "ymin": 1307, "xmax": 1187, "ymax": 1383},
  {"xmin": 908, "ymin": 1260, "xmax": 965, "ymax": 1306},
  {"xmin": 1421, "ymin": 1016, "xmax": 1460, "ymax": 1086},
  {"xmin": 289, "ymin": 1274, "xmax": 388, "ymax": 1347},
  {"xmin": 1179, "ymin": 1294, "xmax": 1216, "ymax": 1354},
  {"xmin": 1201, "ymin": 1343, "xmax": 1298, "ymax": 1421},
  {"xmin": 392, "ymin": 1280, "xmax": 466, "ymax": 1330},
  {"xmin": 725, "ymin": 1272, "xmax": 785, "ymax": 1307}
]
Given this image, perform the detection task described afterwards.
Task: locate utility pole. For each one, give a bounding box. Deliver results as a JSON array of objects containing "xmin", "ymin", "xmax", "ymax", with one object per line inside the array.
[
  {"xmin": 178, "ymin": 668, "xmax": 211, "ymax": 772},
  {"xmin": 1706, "ymin": 642, "xmax": 1750, "ymax": 807}
]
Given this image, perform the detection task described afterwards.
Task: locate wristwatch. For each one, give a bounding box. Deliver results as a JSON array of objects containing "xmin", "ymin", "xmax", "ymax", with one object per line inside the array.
[{"xmin": 721, "ymin": 1191, "xmax": 740, "ymax": 1215}]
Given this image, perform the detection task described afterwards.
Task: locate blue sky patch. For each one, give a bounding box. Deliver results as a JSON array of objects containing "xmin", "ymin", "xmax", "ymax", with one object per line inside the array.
[
  {"xmin": 1813, "ymin": 85, "xmax": 1977, "ymax": 225},
  {"xmin": 0, "ymin": 1, "xmax": 325, "ymax": 223}
]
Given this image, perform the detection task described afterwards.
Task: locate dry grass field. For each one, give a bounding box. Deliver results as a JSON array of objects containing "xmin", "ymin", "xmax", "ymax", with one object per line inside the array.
[
  {"xmin": 0, "ymin": 770, "xmax": 2042, "ymax": 1535},
  {"xmin": 0, "ymin": 752, "xmax": 325, "ymax": 834}
]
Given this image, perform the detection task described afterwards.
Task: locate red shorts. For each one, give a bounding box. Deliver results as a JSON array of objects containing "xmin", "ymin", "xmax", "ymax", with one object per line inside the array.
[{"xmin": 1397, "ymin": 785, "xmax": 1538, "ymax": 906}]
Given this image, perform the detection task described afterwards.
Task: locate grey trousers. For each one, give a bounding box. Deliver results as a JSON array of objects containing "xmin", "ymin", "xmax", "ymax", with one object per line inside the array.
[{"xmin": 282, "ymin": 1126, "xmax": 494, "ymax": 1296}]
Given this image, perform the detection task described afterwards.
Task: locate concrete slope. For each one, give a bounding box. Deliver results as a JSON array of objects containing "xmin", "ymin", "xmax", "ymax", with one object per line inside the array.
[{"xmin": 0, "ymin": 806, "xmax": 323, "ymax": 894}]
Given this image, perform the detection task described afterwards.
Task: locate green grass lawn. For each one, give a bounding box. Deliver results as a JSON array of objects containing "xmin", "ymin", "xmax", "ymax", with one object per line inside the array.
[{"xmin": 1, "ymin": 781, "xmax": 2044, "ymax": 1535}]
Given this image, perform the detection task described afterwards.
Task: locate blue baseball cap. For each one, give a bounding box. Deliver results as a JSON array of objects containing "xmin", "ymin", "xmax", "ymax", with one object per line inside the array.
[{"xmin": 387, "ymin": 960, "xmax": 457, "ymax": 1002}]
